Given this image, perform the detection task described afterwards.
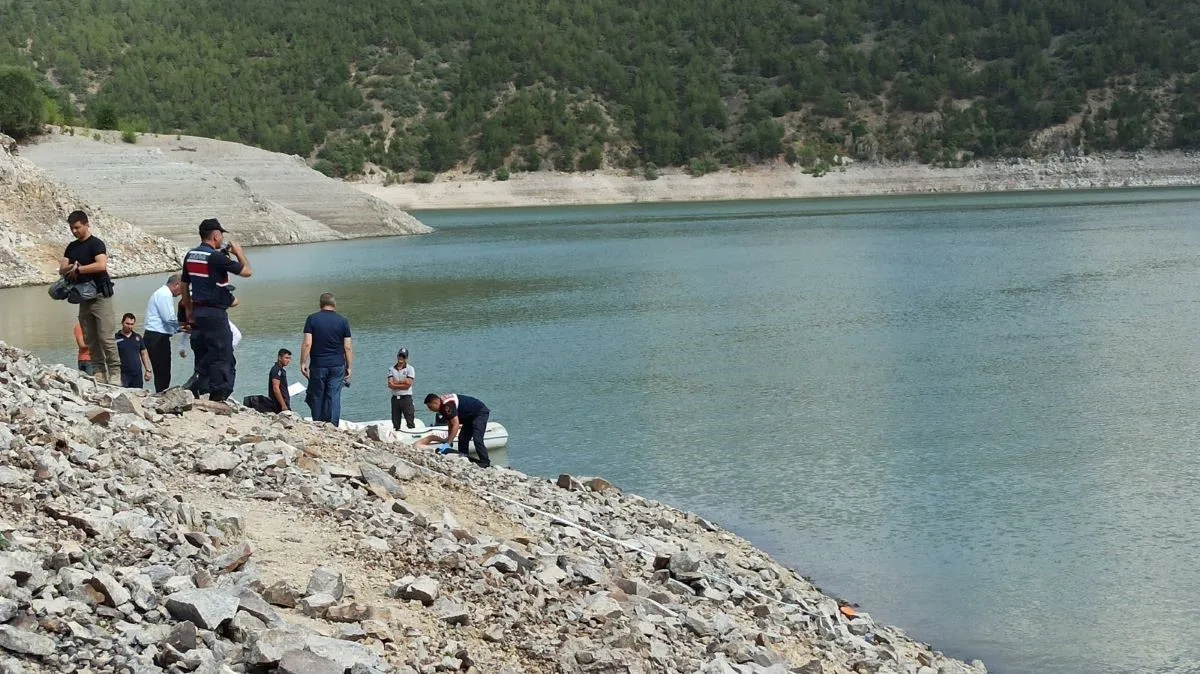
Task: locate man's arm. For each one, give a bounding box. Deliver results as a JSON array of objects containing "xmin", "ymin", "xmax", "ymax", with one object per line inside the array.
[
  {"xmin": 228, "ymin": 243, "xmax": 253, "ymax": 278},
  {"xmin": 271, "ymin": 376, "xmax": 289, "ymax": 411},
  {"xmin": 59, "ymin": 256, "xmax": 73, "ymax": 276},
  {"xmin": 74, "ymin": 328, "xmax": 86, "ymax": 350},
  {"xmin": 300, "ymin": 333, "xmax": 313, "ymax": 379},
  {"xmin": 179, "ymin": 281, "xmax": 191, "ymax": 323},
  {"xmin": 342, "ymin": 337, "xmax": 353, "ymax": 381},
  {"xmin": 140, "ymin": 342, "xmax": 152, "ymax": 381},
  {"xmin": 76, "ymin": 253, "xmax": 108, "ymax": 275},
  {"xmin": 446, "ymin": 415, "xmax": 461, "ymax": 443},
  {"xmin": 387, "ymin": 374, "xmax": 413, "ymax": 391}
]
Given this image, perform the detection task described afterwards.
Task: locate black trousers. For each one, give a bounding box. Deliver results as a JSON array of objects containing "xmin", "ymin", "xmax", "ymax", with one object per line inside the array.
[
  {"xmin": 390, "ymin": 396, "xmax": 415, "ymax": 430},
  {"xmin": 143, "ymin": 330, "xmax": 173, "ymax": 392},
  {"xmin": 191, "ymin": 308, "xmax": 235, "ymax": 401},
  {"xmin": 457, "ymin": 410, "xmax": 491, "ymax": 467}
]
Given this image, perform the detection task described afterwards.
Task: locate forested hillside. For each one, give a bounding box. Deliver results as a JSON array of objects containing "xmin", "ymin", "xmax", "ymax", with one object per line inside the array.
[{"xmin": 2, "ymin": 0, "xmax": 1199, "ymax": 179}]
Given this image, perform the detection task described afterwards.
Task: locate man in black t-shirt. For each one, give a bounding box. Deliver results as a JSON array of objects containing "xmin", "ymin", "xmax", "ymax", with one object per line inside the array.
[
  {"xmin": 59, "ymin": 211, "xmax": 120, "ymax": 384},
  {"xmin": 269, "ymin": 349, "xmax": 292, "ymax": 413}
]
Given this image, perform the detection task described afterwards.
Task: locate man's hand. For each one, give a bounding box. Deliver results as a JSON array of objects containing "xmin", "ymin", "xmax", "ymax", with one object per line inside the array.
[
  {"xmin": 344, "ymin": 368, "xmax": 352, "ymax": 384},
  {"xmin": 229, "ymin": 242, "xmax": 245, "ymax": 257},
  {"xmin": 143, "ymin": 371, "xmax": 152, "ymax": 382},
  {"xmin": 300, "ymin": 363, "xmax": 309, "ymax": 379},
  {"xmin": 65, "ymin": 262, "xmax": 79, "ymax": 281},
  {"xmin": 179, "ymin": 349, "xmax": 188, "ymax": 359}
]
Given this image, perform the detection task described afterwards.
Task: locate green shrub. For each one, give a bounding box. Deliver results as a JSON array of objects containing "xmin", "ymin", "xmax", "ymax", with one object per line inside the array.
[
  {"xmin": 578, "ymin": 145, "xmax": 603, "ymax": 171},
  {"xmin": 495, "ymin": 167, "xmax": 510, "ymax": 181},
  {"xmin": 413, "ymin": 170, "xmax": 435, "ymax": 183},
  {"xmin": 642, "ymin": 162, "xmax": 659, "ymax": 181},
  {"xmin": 121, "ymin": 128, "xmax": 137, "ymax": 144},
  {"xmin": 0, "ymin": 67, "xmax": 46, "ymax": 140},
  {"xmin": 687, "ymin": 154, "xmax": 720, "ymax": 177}
]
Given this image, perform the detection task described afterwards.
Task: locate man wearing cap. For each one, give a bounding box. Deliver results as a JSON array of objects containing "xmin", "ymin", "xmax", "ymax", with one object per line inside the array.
[
  {"xmin": 423, "ymin": 393, "xmax": 491, "ymax": 468},
  {"xmin": 179, "ymin": 218, "xmax": 252, "ymax": 402},
  {"xmin": 387, "ymin": 348, "xmax": 416, "ymax": 430}
]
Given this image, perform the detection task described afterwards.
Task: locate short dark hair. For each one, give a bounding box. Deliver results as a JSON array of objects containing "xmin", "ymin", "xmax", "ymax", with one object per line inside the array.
[
  {"xmin": 424, "ymin": 393, "xmax": 440, "ymax": 405},
  {"xmin": 319, "ymin": 292, "xmax": 336, "ymax": 308},
  {"xmin": 67, "ymin": 210, "xmax": 88, "ymax": 225},
  {"xmin": 277, "ymin": 348, "xmax": 291, "ymax": 358},
  {"xmin": 121, "ymin": 312, "xmax": 135, "ymax": 322}
]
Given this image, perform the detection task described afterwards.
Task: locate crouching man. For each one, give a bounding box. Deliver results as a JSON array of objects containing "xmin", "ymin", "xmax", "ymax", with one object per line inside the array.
[{"xmin": 424, "ymin": 393, "xmax": 491, "ymax": 468}]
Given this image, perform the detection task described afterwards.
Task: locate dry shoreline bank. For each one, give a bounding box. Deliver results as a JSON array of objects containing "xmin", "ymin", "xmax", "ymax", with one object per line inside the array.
[{"xmin": 352, "ymin": 152, "xmax": 1200, "ymax": 210}]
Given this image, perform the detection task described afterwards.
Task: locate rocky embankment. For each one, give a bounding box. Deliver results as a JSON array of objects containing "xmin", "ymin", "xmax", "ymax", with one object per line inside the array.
[
  {"xmin": 0, "ymin": 134, "xmax": 182, "ymax": 290},
  {"xmin": 21, "ymin": 130, "xmax": 430, "ymax": 247},
  {"xmin": 0, "ymin": 341, "xmax": 987, "ymax": 674}
]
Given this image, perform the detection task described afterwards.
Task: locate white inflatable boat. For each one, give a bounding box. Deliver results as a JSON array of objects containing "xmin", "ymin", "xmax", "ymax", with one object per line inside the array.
[{"xmin": 339, "ymin": 417, "xmax": 510, "ymax": 450}]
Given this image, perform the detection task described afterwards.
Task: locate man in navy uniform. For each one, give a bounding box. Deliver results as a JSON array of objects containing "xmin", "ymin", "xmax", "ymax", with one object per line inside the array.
[
  {"xmin": 179, "ymin": 218, "xmax": 252, "ymax": 402},
  {"xmin": 424, "ymin": 393, "xmax": 492, "ymax": 468}
]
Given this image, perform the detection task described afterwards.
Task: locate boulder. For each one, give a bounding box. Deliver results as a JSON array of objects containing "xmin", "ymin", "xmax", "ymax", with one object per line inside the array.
[
  {"xmin": 358, "ymin": 462, "xmax": 406, "ymax": 499},
  {"xmin": 0, "ymin": 626, "xmax": 55, "ymax": 656},
  {"xmin": 165, "ymin": 589, "xmax": 240, "ymax": 629},
  {"xmin": 304, "ymin": 567, "xmax": 344, "ymax": 601},
  {"xmin": 196, "ymin": 451, "xmax": 241, "ymax": 474},
  {"xmin": 279, "ymin": 649, "xmax": 343, "ymax": 674}
]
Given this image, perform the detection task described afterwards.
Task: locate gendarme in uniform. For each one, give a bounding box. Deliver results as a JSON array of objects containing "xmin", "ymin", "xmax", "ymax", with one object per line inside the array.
[{"xmin": 180, "ymin": 218, "xmax": 246, "ymax": 402}]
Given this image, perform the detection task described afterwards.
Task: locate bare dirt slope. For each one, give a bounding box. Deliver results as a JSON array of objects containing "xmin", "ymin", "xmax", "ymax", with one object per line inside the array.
[{"xmin": 21, "ymin": 130, "xmax": 430, "ymax": 247}]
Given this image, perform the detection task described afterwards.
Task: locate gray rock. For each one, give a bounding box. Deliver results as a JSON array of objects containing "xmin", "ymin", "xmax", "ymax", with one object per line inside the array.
[
  {"xmin": 434, "ymin": 598, "xmax": 470, "ymax": 625},
  {"xmin": 300, "ymin": 593, "xmax": 335, "ymax": 618},
  {"xmin": 389, "ymin": 461, "xmax": 418, "ymax": 481},
  {"xmin": 165, "ymin": 621, "xmax": 198, "ymax": 652},
  {"xmin": 401, "ymin": 576, "xmax": 438, "ymax": 605},
  {"xmin": 305, "ymin": 567, "xmax": 344, "ymax": 601},
  {"xmin": 85, "ymin": 572, "xmax": 132, "ymax": 607},
  {"xmin": 303, "ymin": 634, "xmax": 382, "ymax": 670},
  {"xmin": 165, "ymin": 589, "xmax": 240, "ymax": 629},
  {"xmin": 668, "ymin": 550, "xmax": 704, "ymax": 576},
  {"xmin": 581, "ymin": 593, "xmax": 624, "ymax": 621},
  {"xmin": 0, "ymin": 469, "xmax": 22, "ymax": 487},
  {"xmin": 359, "ymin": 462, "xmax": 406, "ymax": 499},
  {"xmin": 212, "ymin": 541, "xmax": 253, "ymax": 573},
  {"xmin": 127, "ymin": 574, "xmax": 159, "ymax": 611},
  {"xmin": 262, "ymin": 581, "xmax": 298, "ymax": 608},
  {"xmin": 0, "ymin": 598, "xmax": 16, "ymax": 623},
  {"xmin": 196, "ymin": 451, "xmax": 241, "ymax": 474},
  {"xmin": 246, "ymin": 629, "xmax": 308, "ymax": 665},
  {"xmin": 236, "ymin": 589, "xmax": 282, "ymax": 626},
  {"xmin": 684, "ymin": 610, "xmax": 715, "ymax": 637},
  {"xmin": 152, "ymin": 387, "xmax": 194, "ymax": 414},
  {"xmin": 279, "ymin": 649, "xmax": 343, "ymax": 674},
  {"xmin": 0, "ymin": 625, "xmax": 55, "ymax": 656},
  {"xmin": 111, "ymin": 392, "xmax": 144, "ymax": 415}
]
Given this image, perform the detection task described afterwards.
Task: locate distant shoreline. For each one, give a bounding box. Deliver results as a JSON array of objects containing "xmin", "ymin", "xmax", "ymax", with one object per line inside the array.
[{"xmin": 351, "ymin": 152, "xmax": 1200, "ymax": 211}]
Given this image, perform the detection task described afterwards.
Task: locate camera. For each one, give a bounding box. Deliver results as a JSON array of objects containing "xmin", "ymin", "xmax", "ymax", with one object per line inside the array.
[{"xmin": 220, "ymin": 241, "xmax": 233, "ymax": 254}]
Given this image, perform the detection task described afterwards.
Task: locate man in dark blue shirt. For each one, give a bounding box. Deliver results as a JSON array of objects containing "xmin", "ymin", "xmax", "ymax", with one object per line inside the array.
[
  {"xmin": 269, "ymin": 348, "xmax": 292, "ymax": 413},
  {"xmin": 114, "ymin": 312, "xmax": 152, "ymax": 388},
  {"xmin": 301, "ymin": 293, "xmax": 353, "ymax": 426},
  {"xmin": 179, "ymin": 218, "xmax": 252, "ymax": 402},
  {"xmin": 424, "ymin": 393, "xmax": 492, "ymax": 468}
]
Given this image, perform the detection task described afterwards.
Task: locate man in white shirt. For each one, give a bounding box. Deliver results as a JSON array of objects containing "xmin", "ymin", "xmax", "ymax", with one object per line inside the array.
[
  {"xmin": 387, "ymin": 347, "xmax": 416, "ymax": 430},
  {"xmin": 143, "ymin": 274, "xmax": 182, "ymax": 392}
]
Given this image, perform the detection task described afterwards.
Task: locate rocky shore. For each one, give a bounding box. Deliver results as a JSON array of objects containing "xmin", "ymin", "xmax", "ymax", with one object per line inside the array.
[
  {"xmin": 356, "ymin": 152, "xmax": 1200, "ymax": 210},
  {"xmin": 0, "ymin": 341, "xmax": 987, "ymax": 674},
  {"xmin": 0, "ymin": 134, "xmax": 182, "ymax": 290}
]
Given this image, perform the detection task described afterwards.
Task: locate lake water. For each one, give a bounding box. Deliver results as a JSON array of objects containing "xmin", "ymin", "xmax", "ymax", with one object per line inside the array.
[{"xmin": 4, "ymin": 189, "xmax": 1200, "ymax": 674}]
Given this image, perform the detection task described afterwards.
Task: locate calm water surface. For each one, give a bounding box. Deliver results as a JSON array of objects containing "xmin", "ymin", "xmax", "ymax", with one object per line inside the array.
[{"xmin": 4, "ymin": 189, "xmax": 1200, "ymax": 674}]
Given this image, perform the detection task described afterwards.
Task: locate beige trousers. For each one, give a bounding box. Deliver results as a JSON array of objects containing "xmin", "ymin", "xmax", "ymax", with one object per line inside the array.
[{"xmin": 78, "ymin": 296, "xmax": 119, "ymax": 382}]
